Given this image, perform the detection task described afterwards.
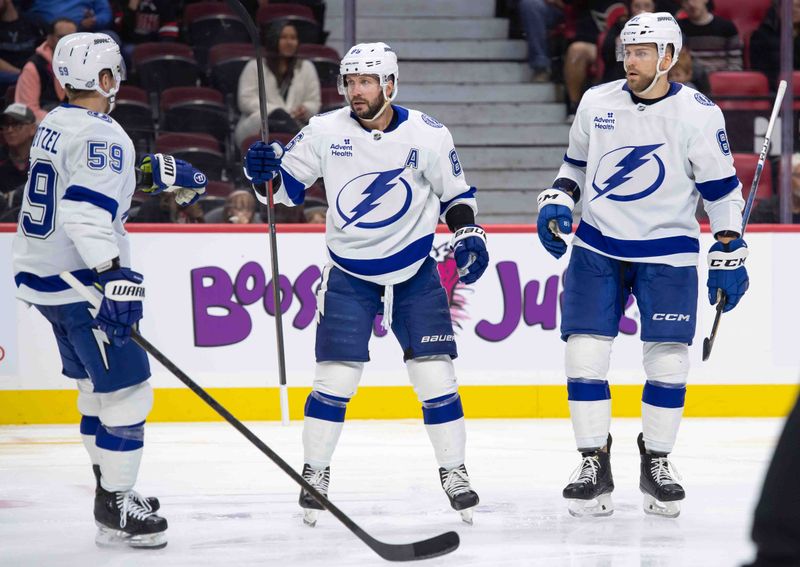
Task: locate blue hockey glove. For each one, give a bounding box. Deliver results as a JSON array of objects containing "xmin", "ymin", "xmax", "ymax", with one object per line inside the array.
[
  {"xmin": 707, "ymin": 238, "xmax": 749, "ymax": 313},
  {"xmin": 93, "ymin": 263, "xmax": 145, "ymax": 348},
  {"xmin": 451, "ymin": 225, "xmax": 489, "ymax": 285},
  {"xmin": 244, "ymin": 141, "xmax": 283, "ymax": 185},
  {"xmin": 138, "ymin": 154, "xmax": 207, "ymax": 206},
  {"xmin": 536, "ymin": 188, "xmax": 574, "ymax": 259}
]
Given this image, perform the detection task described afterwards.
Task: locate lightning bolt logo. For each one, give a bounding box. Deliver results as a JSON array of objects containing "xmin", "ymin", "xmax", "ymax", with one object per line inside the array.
[
  {"xmin": 336, "ymin": 167, "xmax": 413, "ymax": 229},
  {"xmin": 88, "ymin": 305, "xmax": 111, "ymax": 371},
  {"xmin": 591, "ymin": 144, "xmax": 665, "ymax": 202}
]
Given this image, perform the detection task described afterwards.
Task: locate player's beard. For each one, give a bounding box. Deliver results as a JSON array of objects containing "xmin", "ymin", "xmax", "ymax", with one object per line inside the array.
[
  {"xmin": 626, "ymin": 69, "xmax": 657, "ymax": 94},
  {"xmin": 351, "ymin": 93, "xmax": 387, "ymax": 120}
]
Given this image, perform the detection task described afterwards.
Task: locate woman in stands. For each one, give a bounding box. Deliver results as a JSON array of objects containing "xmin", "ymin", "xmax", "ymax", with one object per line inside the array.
[{"xmin": 234, "ymin": 21, "xmax": 321, "ymax": 148}]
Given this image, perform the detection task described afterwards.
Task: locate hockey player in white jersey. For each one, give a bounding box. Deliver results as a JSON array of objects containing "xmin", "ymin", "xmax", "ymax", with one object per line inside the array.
[
  {"xmin": 244, "ymin": 42, "xmax": 489, "ymax": 525},
  {"xmin": 12, "ymin": 33, "xmax": 207, "ymax": 548},
  {"xmin": 536, "ymin": 13, "xmax": 748, "ymax": 518}
]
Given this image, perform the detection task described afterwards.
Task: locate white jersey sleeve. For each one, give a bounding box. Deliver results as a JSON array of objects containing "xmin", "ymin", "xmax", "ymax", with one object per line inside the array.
[
  {"xmin": 273, "ymin": 121, "xmax": 324, "ymax": 207},
  {"xmin": 60, "ymin": 119, "xmax": 131, "ymax": 269},
  {"xmin": 690, "ymin": 107, "xmax": 744, "ymax": 234},
  {"xmin": 422, "ymin": 125, "xmax": 476, "ymax": 220},
  {"xmin": 555, "ymin": 101, "xmax": 591, "ymax": 190}
]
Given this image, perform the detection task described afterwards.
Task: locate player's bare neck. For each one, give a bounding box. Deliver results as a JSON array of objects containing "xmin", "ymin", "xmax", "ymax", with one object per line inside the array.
[
  {"xmin": 635, "ymin": 78, "xmax": 670, "ymax": 100},
  {"xmin": 359, "ymin": 104, "xmax": 394, "ymax": 132},
  {"xmin": 68, "ymin": 94, "xmax": 107, "ymax": 114}
]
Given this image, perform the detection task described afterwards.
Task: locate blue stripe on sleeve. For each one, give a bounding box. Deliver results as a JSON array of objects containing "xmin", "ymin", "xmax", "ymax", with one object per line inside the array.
[
  {"xmin": 328, "ymin": 233, "xmax": 434, "ymax": 277},
  {"xmin": 695, "ymin": 175, "xmax": 740, "ymax": 201},
  {"xmin": 304, "ymin": 391, "xmax": 350, "ymax": 422},
  {"xmin": 278, "ymin": 167, "xmax": 306, "ymax": 205},
  {"xmin": 567, "ymin": 378, "xmax": 611, "ymax": 401},
  {"xmin": 642, "ymin": 380, "xmax": 686, "ymax": 409},
  {"xmin": 63, "ymin": 185, "xmax": 119, "ymax": 220},
  {"xmin": 14, "ymin": 268, "xmax": 95, "ymax": 292},
  {"xmin": 439, "ymin": 187, "xmax": 477, "ymax": 215},
  {"xmin": 564, "ymin": 153, "xmax": 587, "ymax": 168},
  {"xmin": 576, "ymin": 221, "xmax": 699, "ymax": 258},
  {"xmin": 422, "ymin": 393, "xmax": 464, "ymax": 425}
]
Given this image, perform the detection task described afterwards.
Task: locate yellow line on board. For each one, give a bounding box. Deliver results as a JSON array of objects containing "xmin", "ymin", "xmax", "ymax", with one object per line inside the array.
[{"xmin": 0, "ymin": 384, "xmax": 797, "ymax": 425}]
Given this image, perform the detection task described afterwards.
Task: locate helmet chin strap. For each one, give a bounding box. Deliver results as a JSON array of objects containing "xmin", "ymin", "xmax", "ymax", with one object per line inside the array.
[
  {"xmin": 355, "ymin": 85, "xmax": 393, "ymax": 123},
  {"xmin": 627, "ymin": 55, "xmax": 670, "ymax": 97}
]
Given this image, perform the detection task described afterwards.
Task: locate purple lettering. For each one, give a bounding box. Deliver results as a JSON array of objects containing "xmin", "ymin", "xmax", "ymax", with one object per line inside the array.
[
  {"xmin": 263, "ymin": 275, "xmax": 293, "ymax": 315},
  {"xmin": 475, "ymin": 261, "xmax": 522, "ymax": 342},
  {"xmin": 292, "ymin": 265, "xmax": 321, "ymax": 329},
  {"xmin": 191, "ymin": 266, "xmax": 252, "ymax": 347},
  {"xmin": 523, "ymin": 275, "xmax": 559, "ymax": 330},
  {"xmin": 234, "ymin": 261, "xmax": 266, "ymax": 305}
]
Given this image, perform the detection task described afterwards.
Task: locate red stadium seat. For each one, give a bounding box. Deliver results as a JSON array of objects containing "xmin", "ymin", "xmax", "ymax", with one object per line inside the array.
[
  {"xmin": 732, "ymin": 152, "xmax": 773, "ymax": 202},
  {"xmin": 132, "ymin": 43, "xmax": 201, "ymax": 93},
  {"xmin": 183, "ymin": 2, "xmax": 250, "ymax": 65},
  {"xmin": 320, "ymin": 86, "xmax": 345, "ymax": 112},
  {"xmin": 257, "ymin": 3, "xmax": 322, "ymax": 44},
  {"xmin": 156, "ymin": 132, "xmax": 226, "ymax": 181},
  {"xmin": 160, "ymin": 86, "xmax": 229, "ymax": 141},
  {"xmin": 110, "ymin": 85, "xmax": 154, "ymax": 151},
  {"xmin": 709, "ymin": 71, "xmax": 771, "ymax": 111},
  {"xmin": 241, "ymin": 132, "xmax": 295, "ymax": 158},
  {"xmin": 297, "ymin": 44, "xmax": 340, "ymax": 88},
  {"xmin": 207, "ymin": 43, "xmax": 255, "ymax": 100}
]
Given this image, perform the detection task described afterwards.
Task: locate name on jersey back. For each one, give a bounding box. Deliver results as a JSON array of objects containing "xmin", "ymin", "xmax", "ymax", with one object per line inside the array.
[{"xmin": 31, "ymin": 125, "xmax": 62, "ymax": 155}]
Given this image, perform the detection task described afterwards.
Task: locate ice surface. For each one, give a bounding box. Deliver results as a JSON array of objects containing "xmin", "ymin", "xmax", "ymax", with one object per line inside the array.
[{"xmin": 0, "ymin": 418, "xmax": 782, "ymax": 566}]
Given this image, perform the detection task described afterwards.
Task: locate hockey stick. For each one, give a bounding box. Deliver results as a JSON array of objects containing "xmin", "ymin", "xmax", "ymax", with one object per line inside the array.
[
  {"xmin": 224, "ymin": 0, "xmax": 289, "ymax": 424},
  {"xmin": 702, "ymin": 79, "xmax": 787, "ymax": 362},
  {"xmin": 59, "ymin": 272, "xmax": 460, "ymax": 561}
]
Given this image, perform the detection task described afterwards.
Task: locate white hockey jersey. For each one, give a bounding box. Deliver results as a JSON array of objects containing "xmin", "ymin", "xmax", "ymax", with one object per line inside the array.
[
  {"xmin": 272, "ymin": 105, "xmax": 477, "ymax": 285},
  {"xmin": 557, "ymin": 80, "xmax": 745, "ymax": 267},
  {"xmin": 12, "ymin": 104, "xmax": 136, "ymax": 305}
]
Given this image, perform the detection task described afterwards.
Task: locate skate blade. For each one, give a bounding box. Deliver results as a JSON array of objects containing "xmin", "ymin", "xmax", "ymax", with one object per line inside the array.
[
  {"xmin": 567, "ymin": 493, "xmax": 614, "ymax": 518},
  {"xmin": 302, "ymin": 509, "xmax": 319, "ymax": 527},
  {"xmin": 642, "ymin": 494, "xmax": 681, "ymax": 518},
  {"xmin": 458, "ymin": 507, "xmax": 475, "ymax": 525},
  {"xmin": 95, "ymin": 524, "xmax": 167, "ymax": 549}
]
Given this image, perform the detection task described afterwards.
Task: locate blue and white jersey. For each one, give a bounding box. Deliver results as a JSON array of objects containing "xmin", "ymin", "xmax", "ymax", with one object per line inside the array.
[
  {"xmin": 273, "ymin": 105, "xmax": 477, "ymax": 285},
  {"xmin": 12, "ymin": 104, "xmax": 136, "ymax": 305},
  {"xmin": 557, "ymin": 80, "xmax": 744, "ymax": 267}
]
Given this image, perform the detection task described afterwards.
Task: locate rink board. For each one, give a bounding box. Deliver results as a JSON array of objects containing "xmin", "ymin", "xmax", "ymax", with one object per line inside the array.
[{"xmin": 1, "ymin": 224, "xmax": 798, "ymax": 424}]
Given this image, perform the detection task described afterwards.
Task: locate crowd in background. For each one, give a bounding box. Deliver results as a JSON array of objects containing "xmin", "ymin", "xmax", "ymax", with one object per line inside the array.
[{"xmin": 0, "ymin": 0, "xmax": 797, "ymax": 225}]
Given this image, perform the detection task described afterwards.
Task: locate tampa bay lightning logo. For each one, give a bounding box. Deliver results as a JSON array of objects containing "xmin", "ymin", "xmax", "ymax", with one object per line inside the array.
[
  {"xmin": 336, "ymin": 167, "xmax": 412, "ymax": 229},
  {"xmin": 591, "ymin": 144, "xmax": 666, "ymax": 202}
]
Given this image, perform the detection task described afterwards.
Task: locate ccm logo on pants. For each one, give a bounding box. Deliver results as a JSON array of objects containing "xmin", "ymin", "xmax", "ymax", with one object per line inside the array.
[{"xmin": 652, "ymin": 313, "xmax": 691, "ymax": 322}]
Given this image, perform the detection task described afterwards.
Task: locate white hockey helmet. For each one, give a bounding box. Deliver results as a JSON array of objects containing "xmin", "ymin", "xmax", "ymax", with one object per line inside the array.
[
  {"xmin": 337, "ymin": 42, "xmax": 399, "ymax": 104},
  {"xmin": 54, "ymin": 33, "xmax": 126, "ymax": 101},
  {"xmin": 618, "ymin": 12, "xmax": 682, "ymax": 94}
]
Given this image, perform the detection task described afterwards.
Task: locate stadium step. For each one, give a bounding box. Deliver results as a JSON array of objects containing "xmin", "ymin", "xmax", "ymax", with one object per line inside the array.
[
  {"xmin": 468, "ymin": 169, "xmax": 560, "ymax": 190},
  {"xmin": 326, "ymin": 17, "xmax": 509, "ymax": 41},
  {"xmin": 328, "ymin": 40, "xmax": 527, "ymax": 62},
  {"xmin": 396, "ymin": 62, "xmax": 533, "ymax": 84},
  {"xmin": 458, "ymin": 147, "xmax": 566, "ymax": 170},
  {"xmin": 451, "ymin": 124, "xmax": 571, "ymax": 146},
  {"xmin": 402, "ymin": 83, "xmax": 557, "ymax": 104},
  {"xmin": 326, "ymin": 0, "xmax": 496, "ymax": 18},
  {"xmin": 413, "ymin": 102, "xmax": 565, "ymax": 125}
]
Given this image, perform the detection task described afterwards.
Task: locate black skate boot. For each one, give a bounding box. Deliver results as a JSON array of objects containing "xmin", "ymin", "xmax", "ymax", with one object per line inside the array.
[
  {"xmin": 638, "ymin": 433, "xmax": 684, "ymax": 518},
  {"xmin": 439, "ymin": 464, "xmax": 479, "ymax": 525},
  {"xmin": 563, "ymin": 434, "xmax": 615, "ymax": 517},
  {"xmin": 93, "ymin": 465, "xmax": 160, "ymax": 512},
  {"xmin": 94, "ymin": 486, "xmax": 167, "ymax": 549},
  {"xmin": 298, "ymin": 464, "xmax": 329, "ymax": 527}
]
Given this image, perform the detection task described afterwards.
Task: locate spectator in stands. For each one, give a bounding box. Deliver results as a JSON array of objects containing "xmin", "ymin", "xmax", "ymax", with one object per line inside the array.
[
  {"xmin": 0, "ymin": 0, "xmax": 42, "ymax": 92},
  {"xmin": 678, "ymin": 0, "xmax": 742, "ymax": 73},
  {"xmin": 25, "ymin": 0, "xmax": 112, "ymax": 32},
  {"xmin": 750, "ymin": 0, "xmax": 800, "ymax": 91},
  {"xmin": 668, "ymin": 45, "xmax": 709, "ymax": 92},
  {"xmin": 562, "ymin": 0, "xmax": 622, "ymax": 122},
  {"xmin": 749, "ymin": 153, "xmax": 800, "ymax": 224},
  {"xmin": 130, "ymin": 192, "xmax": 205, "ymax": 223},
  {"xmin": 0, "ymin": 103, "xmax": 36, "ymax": 215},
  {"xmin": 205, "ymin": 190, "xmax": 258, "ymax": 223},
  {"xmin": 517, "ymin": 0, "xmax": 565, "ymax": 83},
  {"xmin": 15, "ymin": 18, "xmax": 76, "ymax": 122},
  {"xmin": 113, "ymin": 0, "xmax": 178, "ymax": 65},
  {"xmin": 600, "ymin": 0, "xmax": 653, "ymax": 83},
  {"xmin": 235, "ymin": 21, "xmax": 321, "ymax": 148},
  {"xmin": 303, "ymin": 183, "xmax": 327, "ymax": 223}
]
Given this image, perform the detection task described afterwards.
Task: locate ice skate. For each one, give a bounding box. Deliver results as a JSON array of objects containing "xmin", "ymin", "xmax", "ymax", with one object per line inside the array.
[
  {"xmin": 439, "ymin": 464, "xmax": 479, "ymax": 524},
  {"xmin": 94, "ymin": 486, "xmax": 167, "ymax": 549},
  {"xmin": 93, "ymin": 464, "xmax": 159, "ymax": 512},
  {"xmin": 563, "ymin": 434, "xmax": 615, "ymax": 517},
  {"xmin": 298, "ymin": 464, "xmax": 329, "ymax": 527},
  {"xmin": 638, "ymin": 433, "xmax": 684, "ymax": 518}
]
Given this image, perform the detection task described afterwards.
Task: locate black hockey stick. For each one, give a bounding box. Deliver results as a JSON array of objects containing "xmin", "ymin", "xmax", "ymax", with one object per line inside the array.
[
  {"xmin": 224, "ymin": 0, "xmax": 289, "ymax": 423},
  {"xmin": 60, "ymin": 273, "xmax": 459, "ymax": 561},
  {"xmin": 702, "ymin": 79, "xmax": 787, "ymax": 362}
]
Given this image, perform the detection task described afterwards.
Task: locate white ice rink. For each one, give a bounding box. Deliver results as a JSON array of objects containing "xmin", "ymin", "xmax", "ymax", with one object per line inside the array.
[{"xmin": 0, "ymin": 418, "xmax": 783, "ymax": 567}]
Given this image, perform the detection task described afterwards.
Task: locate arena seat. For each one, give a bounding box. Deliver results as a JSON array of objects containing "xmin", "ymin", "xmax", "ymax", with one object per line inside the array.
[
  {"xmin": 709, "ymin": 71, "xmax": 771, "ymax": 111},
  {"xmin": 156, "ymin": 132, "xmax": 226, "ymax": 181},
  {"xmin": 160, "ymin": 86, "xmax": 229, "ymax": 141},
  {"xmin": 257, "ymin": 4, "xmax": 322, "ymax": 44},
  {"xmin": 133, "ymin": 43, "xmax": 201, "ymax": 93}
]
